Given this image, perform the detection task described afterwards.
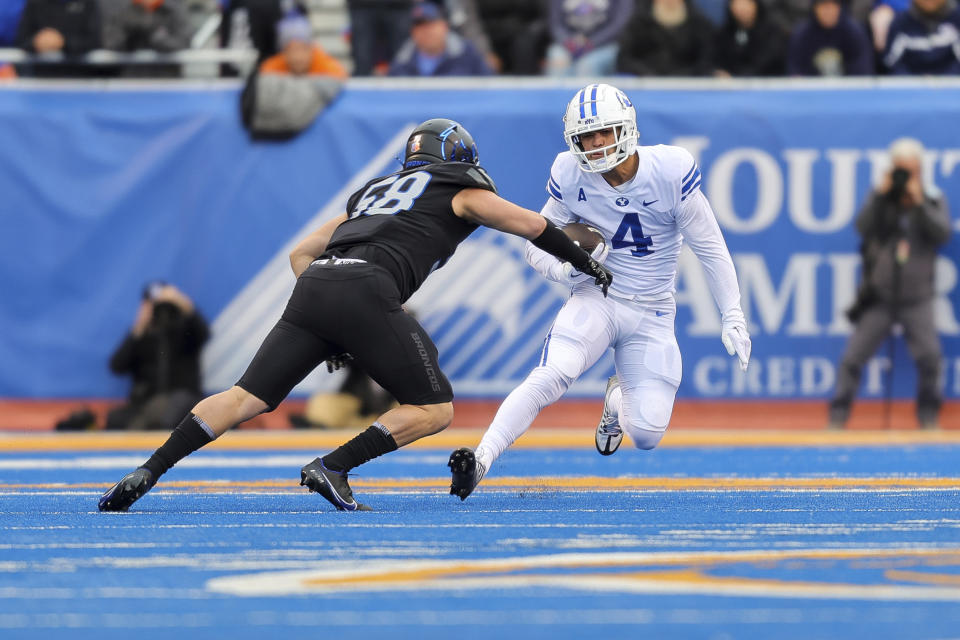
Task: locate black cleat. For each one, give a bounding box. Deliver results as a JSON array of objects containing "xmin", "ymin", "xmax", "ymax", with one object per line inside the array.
[
  {"xmin": 98, "ymin": 467, "xmax": 156, "ymax": 512},
  {"xmin": 300, "ymin": 458, "xmax": 369, "ymax": 511},
  {"xmin": 448, "ymin": 447, "xmax": 485, "ymax": 501}
]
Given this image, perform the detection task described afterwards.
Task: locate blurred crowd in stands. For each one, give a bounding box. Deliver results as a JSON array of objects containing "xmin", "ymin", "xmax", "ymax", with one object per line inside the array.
[{"xmin": 1, "ymin": 0, "xmax": 959, "ymax": 80}]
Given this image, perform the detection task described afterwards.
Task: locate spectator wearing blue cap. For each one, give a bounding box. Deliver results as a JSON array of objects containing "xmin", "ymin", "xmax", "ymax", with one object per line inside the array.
[{"xmin": 388, "ymin": 2, "xmax": 493, "ymax": 76}]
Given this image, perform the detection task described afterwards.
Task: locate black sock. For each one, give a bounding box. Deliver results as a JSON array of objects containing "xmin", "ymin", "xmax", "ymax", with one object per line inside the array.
[
  {"xmin": 142, "ymin": 413, "xmax": 215, "ymax": 479},
  {"xmin": 322, "ymin": 423, "xmax": 398, "ymax": 473}
]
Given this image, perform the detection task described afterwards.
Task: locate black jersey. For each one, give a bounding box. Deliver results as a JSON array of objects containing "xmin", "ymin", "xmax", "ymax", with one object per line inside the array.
[{"xmin": 325, "ymin": 162, "xmax": 498, "ymax": 302}]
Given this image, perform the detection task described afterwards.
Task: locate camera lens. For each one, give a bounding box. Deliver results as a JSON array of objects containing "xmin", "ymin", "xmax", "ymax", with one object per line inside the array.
[
  {"xmin": 888, "ymin": 167, "xmax": 910, "ymax": 201},
  {"xmin": 892, "ymin": 168, "xmax": 909, "ymax": 188}
]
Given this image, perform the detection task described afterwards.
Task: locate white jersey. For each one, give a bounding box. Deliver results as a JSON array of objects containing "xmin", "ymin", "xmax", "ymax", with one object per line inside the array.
[
  {"xmin": 476, "ymin": 145, "xmax": 750, "ymax": 476},
  {"xmin": 539, "ymin": 145, "xmax": 742, "ymax": 317}
]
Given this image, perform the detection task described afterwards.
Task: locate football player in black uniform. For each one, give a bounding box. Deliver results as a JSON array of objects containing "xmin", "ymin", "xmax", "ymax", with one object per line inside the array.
[{"xmin": 99, "ymin": 118, "xmax": 612, "ymax": 512}]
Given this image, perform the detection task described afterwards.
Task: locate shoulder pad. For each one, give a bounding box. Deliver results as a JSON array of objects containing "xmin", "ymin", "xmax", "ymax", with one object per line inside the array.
[
  {"xmin": 550, "ymin": 152, "xmax": 580, "ymax": 181},
  {"xmin": 424, "ymin": 162, "xmax": 498, "ymax": 193},
  {"xmin": 545, "ymin": 152, "xmax": 579, "ymax": 201},
  {"xmin": 651, "ymin": 145, "xmax": 701, "ymax": 204}
]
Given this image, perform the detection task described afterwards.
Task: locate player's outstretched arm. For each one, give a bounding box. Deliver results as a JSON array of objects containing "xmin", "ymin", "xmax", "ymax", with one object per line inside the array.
[
  {"xmin": 524, "ymin": 239, "xmax": 609, "ymax": 285},
  {"xmin": 289, "ymin": 213, "xmax": 348, "ymax": 277},
  {"xmin": 452, "ymin": 188, "xmax": 547, "ymax": 237},
  {"xmin": 453, "ymin": 188, "xmax": 612, "ymax": 295},
  {"xmin": 679, "ymin": 191, "xmax": 751, "ymax": 370}
]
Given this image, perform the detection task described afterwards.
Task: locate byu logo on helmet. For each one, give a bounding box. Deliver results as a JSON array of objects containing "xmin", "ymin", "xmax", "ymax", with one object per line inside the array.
[{"xmin": 563, "ymin": 84, "xmax": 638, "ymax": 174}]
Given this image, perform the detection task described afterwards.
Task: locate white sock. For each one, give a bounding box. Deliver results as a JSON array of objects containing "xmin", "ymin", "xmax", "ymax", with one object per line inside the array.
[
  {"xmin": 476, "ymin": 367, "xmax": 570, "ymax": 471},
  {"xmin": 608, "ymin": 383, "xmax": 623, "ymax": 424}
]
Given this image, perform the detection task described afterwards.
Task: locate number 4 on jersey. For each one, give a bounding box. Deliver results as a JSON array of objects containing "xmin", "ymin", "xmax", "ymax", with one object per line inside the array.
[{"xmin": 611, "ymin": 213, "xmax": 654, "ymax": 256}]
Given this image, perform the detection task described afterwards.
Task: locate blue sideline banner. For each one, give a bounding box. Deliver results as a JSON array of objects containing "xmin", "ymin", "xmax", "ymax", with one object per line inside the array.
[{"xmin": 1, "ymin": 82, "xmax": 958, "ymax": 400}]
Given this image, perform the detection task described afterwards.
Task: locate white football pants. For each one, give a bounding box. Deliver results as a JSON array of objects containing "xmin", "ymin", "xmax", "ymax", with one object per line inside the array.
[{"xmin": 476, "ymin": 283, "xmax": 682, "ymax": 472}]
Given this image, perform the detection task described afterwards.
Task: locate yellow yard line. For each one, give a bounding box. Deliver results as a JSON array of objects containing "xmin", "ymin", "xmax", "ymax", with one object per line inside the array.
[
  {"xmin": 5, "ymin": 476, "xmax": 960, "ymax": 492},
  {"xmin": 2, "ymin": 429, "xmax": 960, "ymax": 451},
  {"xmin": 299, "ymin": 548, "xmax": 960, "ymax": 590}
]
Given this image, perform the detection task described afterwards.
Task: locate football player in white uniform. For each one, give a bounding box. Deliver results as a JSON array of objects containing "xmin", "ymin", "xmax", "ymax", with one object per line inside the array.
[{"xmin": 449, "ymin": 83, "xmax": 751, "ymax": 500}]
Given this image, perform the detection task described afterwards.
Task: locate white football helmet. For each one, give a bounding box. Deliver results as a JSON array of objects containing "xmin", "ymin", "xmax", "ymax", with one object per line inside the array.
[{"xmin": 563, "ymin": 83, "xmax": 638, "ymax": 173}]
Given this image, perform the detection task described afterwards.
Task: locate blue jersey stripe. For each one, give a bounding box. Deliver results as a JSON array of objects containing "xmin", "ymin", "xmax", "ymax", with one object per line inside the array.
[
  {"xmin": 547, "ymin": 181, "xmax": 563, "ymax": 200},
  {"xmin": 681, "ymin": 177, "xmax": 702, "ymax": 201},
  {"xmin": 682, "ymin": 163, "xmax": 697, "ymax": 183},
  {"xmin": 682, "ymin": 168, "xmax": 701, "ymax": 194}
]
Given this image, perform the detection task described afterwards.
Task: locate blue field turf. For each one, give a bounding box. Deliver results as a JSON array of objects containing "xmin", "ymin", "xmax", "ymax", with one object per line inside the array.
[{"xmin": 1, "ymin": 439, "xmax": 959, "ymax": 639}]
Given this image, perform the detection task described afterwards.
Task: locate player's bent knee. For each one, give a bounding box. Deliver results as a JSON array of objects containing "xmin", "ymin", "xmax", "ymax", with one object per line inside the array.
[
  {"xmin": 227, "ymin": 386, "xmax": 269, "ymax": 416},
  {"xmin": 617, "ymin": 379, "xmax": 675, "ymax": 450},
  {"xmin": 624, "ymin": 424, "xmax": 665, "ymax": 450},
  {"xmin": 621, "ymin": 394, "xmax": 672, "ymax": 451}
]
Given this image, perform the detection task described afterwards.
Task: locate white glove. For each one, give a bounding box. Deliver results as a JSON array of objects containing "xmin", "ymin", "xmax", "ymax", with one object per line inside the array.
[
  {"xmin": 557, "ymin": 241, "xmax": 610, "ymax": 285},
  {"xmin": 721, "ymin": 314, "xmax": 751, "ymax": 371}
]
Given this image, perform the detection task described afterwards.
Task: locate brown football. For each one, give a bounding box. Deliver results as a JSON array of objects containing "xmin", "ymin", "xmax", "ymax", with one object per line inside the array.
[{"xmin": 562, "ymin": 222, "xmax": 604, "ymax": 253}]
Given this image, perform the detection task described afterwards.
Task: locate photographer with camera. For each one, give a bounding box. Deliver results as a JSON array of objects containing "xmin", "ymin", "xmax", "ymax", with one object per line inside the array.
[
  {"xmin": 828, "ymin": 137, "xmax": 951, "ymax": 430},
  {"xmin": 105, "ymin": 282, "xmax": 210, "ymax": 431}
]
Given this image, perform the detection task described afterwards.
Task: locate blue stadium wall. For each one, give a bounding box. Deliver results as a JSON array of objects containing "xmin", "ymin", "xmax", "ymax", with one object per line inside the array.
[{"xmin": 1, "ymin": 79, "xmax": 959, "ymax": 401}]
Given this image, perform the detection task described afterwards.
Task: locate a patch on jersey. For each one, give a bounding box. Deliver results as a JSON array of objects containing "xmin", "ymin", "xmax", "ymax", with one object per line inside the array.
[
  {"xmin": 615, "ymin": 197, "xmax": 629, "ymax": 207},
  {"xmin": 681, "ymin": 163, "xmax": 702, "ymax": 202},
  {"xmin": 578, "ymin": 188, "xmax": 587, "ymax": 202},
  {"xmin": 546, "ymin": 176, "xmax": 562, "ymax": 201}
]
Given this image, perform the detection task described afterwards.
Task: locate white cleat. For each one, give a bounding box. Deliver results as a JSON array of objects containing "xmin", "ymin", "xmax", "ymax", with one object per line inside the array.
[{"xmin": 595, "ymin": 375, "xmax": 623, "ymax": 456}]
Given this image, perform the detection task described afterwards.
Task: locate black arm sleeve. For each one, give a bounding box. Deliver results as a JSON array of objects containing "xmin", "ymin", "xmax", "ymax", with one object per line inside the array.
[{"xmin": 530, "ymin": 219, "xmax": 592, "ymax": 270}]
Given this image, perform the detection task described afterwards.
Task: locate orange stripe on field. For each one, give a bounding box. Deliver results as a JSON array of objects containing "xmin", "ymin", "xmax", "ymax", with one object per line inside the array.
[
  {"xmin": 2, "ymin": 428, "xmax": 960, "ymax": 452},
  {"xmin": 884, "ymin": 570, "xmax": 960, "ymax": 587},
  {"xmin": 297, "ymin": 548, "xmax": 960, "ymax": 589}
]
